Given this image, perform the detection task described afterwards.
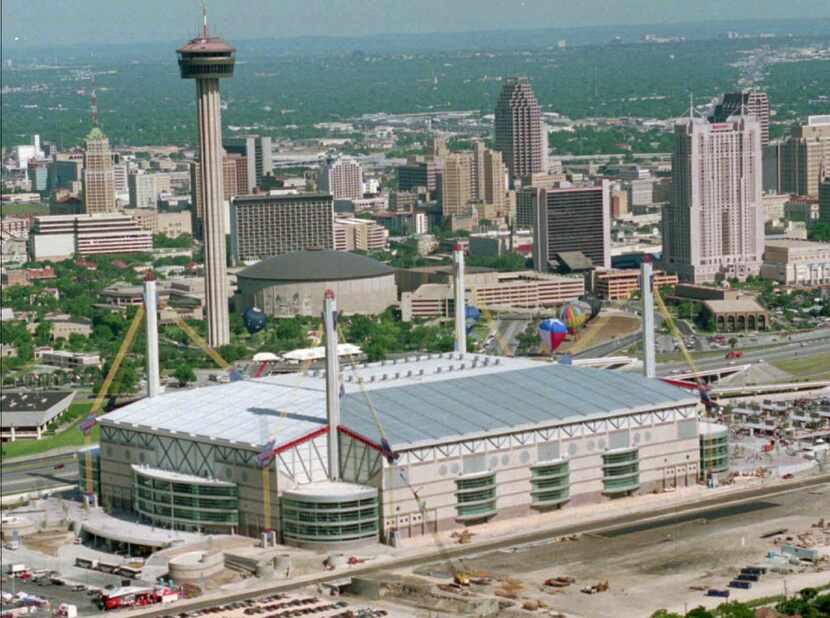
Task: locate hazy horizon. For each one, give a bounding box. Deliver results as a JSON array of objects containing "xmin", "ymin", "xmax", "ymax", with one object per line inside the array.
[{"xmin": 3, "ymin": 0, "xmax": 830, "ymax": 49}]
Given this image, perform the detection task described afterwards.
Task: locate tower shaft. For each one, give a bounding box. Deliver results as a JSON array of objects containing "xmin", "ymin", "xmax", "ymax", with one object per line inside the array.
[{"xmin": 195, "ymin": 78, "xmax": 230, "ymax": 347}]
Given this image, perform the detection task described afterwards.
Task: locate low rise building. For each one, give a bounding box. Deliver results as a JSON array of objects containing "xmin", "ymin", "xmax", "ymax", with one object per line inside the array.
[
  {"xmin": 333, "ymin": 217, "xmax": 389, "ymax": 252},
  {"xmin": 401, "ymin": 269, "xmax": 585, "ymax": 321},
  {"xmin": 375, "ymin": 211, "xmax": 428, "ymax": 237},
  {"xmin": 35, "ymin": 348, "xmax": 102, "ymax": 369},
  {"xmin": 593, "ymin": 268, "xmax": 679, "ymax": 301},
  {"xmin": 761, "ymin": 239, "xmax": 830, "ymax": 286},
  {"xmin": 0, "ymin": 391, "xmax": 76, "ymax": 442},
  {"xmin": 48, "ymin": 316, "xmax": 94, "ymax": 340},
  {"xmin": 702, "ymin": 298, "xmax": 769, "ymax": 332},
  {"xmin": 29, "ymin": 214, "xmax": 153, "ymax": 260},
  {"xmin": 131, "ymin": 210, "xmax": 193, "ymax": 239}
]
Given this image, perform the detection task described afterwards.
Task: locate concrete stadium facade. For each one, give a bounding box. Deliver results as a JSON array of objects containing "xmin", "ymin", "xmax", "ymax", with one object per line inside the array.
[
  {"xmin": 235, "ymin": 250, "xmax": 398, "ymax": 318},
  {"xmin": 95, "ymin": 353, "xmax": 703, "ymax": 546}
]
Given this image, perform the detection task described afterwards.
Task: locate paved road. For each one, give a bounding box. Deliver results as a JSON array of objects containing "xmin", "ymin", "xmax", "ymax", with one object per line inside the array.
[
  {"xmin": 658, "ymin": 337, "xmax": 830, "ymax": 376},
  {"xmin": 1, "ymin": 453, "xmax": 78, "ymax": 496},
  {"xmin": 123, "ymin": 474, "xmax": 830, "ymax": 618}
]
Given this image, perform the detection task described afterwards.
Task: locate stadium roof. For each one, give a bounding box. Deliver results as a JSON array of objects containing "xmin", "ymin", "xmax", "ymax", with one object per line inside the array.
[
  {"xmin": 237, "ymin": 250, "xmax": 395, "ymax": 283},
  {"xmin": 100, "ymin": 354, "xmax": 697, "ymax": 452}
]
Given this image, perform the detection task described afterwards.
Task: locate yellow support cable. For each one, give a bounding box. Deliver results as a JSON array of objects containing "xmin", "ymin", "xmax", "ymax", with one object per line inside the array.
[
  {"xmin": 652, "ymin": 287, "xmax": 701, "ymax": 376},
  {"xmin": 168, "ymin": 307, "xmax": 317, "ymax": 535},
  {"xmin": 174, "ymin": 317, "xmax": 231, "ymax": 370},
  {"xmin": 84, "ymin": 306, "xmax": 145, "ymax": 499},
  {"xmin": 466, "ymin": 285, "xmax": 512, "ymax": 357},
  {"xmin": 336, "ymin": 322, "xmax": 469, "ymax": 576}
]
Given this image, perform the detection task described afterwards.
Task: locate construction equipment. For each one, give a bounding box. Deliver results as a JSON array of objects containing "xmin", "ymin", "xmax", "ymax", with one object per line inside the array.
[
  {"xmin": 81, "ymin": 306, "xmax": 145, "ymax": 507},
  {"xmin": 652, "ymin": 285, "xmax": 718, "ymax": 414}
]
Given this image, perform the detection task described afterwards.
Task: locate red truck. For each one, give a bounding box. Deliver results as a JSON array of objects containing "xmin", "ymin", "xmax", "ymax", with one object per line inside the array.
[{"xmin": 725, "ymin": 351, "xmax": 742, "ymax": 359}]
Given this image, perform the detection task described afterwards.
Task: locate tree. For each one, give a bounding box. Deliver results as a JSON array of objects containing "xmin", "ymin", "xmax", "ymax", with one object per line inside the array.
[
  {"xmin": 174, "ymin": 364, "xmax": 196, "ymax": 386},
  {"xmin": 34, "ymin": 321, "xmax": 53, "ymax": 346},
  {"xmin": 728, "ymin": 337, "xmax": 738, "ymax": 350}
]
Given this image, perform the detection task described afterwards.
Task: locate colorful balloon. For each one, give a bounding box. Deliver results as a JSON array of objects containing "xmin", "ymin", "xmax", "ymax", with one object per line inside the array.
[
  {"xmin": 538, "ymin": 319, "xmax": 568, "ymax": 353},
  {"xmin": 559, "ymin": 302, "xmax": 586, "ymax": 334},
  {"xmin": 465, "ymin": 306, "xmax": 482, "ymax": 322},
  {"xmin": 243, "ymin": 307, "xmax": 267, "ymax": 334}
]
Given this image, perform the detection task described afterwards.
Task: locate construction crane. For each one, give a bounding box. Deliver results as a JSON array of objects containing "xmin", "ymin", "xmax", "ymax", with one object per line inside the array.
[
  {"xmin": 652, "ymin": 285, "xmax": 718, "ymax": 414},
  {"xmin": 80, "ymin": 306, "xmax": 145, "ymax": 507}
]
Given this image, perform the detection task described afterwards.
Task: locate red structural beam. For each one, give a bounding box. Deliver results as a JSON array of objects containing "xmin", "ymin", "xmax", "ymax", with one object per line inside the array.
[
  {"xmin": 338, "ymin": 426, "xmax": 385, "ymax": 454},
  {"xmin": 272, "ymin": 426, "xmax": 329, "ymax": 455}
]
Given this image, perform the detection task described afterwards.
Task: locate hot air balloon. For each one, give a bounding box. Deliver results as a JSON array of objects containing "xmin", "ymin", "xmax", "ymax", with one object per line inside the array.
[
  {"xmin": 559, "ymin": 302, "xmax": 586, "ymax": 334},
  {"xmin": 465, "ymin": 306, "xmax": 481, "ymax": 322},
  {"xmin": 464, "ymin": 305, "xmax": 481, "ymax": 334},
  {"xmin": 538, "ymin": 319, "xmax": 568, "ymax": 354},
  {"xmin": 243, "ymin": 307, "xmax": 267, "ymax": 335}
]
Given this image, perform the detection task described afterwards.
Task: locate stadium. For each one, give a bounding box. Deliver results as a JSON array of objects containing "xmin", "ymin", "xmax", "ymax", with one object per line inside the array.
[
  {"xmin": 234, "ymin": 250, "xmax": 398, "ymax": 318},
  {"xmin": 95, "ymin": 351, "xmax": 702, "ymax": 547}
]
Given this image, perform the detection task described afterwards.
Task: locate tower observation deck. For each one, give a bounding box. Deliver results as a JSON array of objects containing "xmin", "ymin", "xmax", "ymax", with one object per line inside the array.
[{"xmin": 177, "ymin": 12, "xmax": 235, "ymax": 347}]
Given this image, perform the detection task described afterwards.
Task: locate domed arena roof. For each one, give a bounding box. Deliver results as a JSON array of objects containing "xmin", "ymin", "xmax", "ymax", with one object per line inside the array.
[{"xmin": 237, "ymin": 250, "xmax": 395, "ymax": 283}]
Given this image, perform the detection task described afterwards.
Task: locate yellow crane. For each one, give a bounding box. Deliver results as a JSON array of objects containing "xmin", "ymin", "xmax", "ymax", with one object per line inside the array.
[
  {"xmin": 80, "ymin": 306, "xmax": 145, "ymax": 506},
  {"xmin": 651, "ymin": 285, "xmax": 718, "ymax": 415}
]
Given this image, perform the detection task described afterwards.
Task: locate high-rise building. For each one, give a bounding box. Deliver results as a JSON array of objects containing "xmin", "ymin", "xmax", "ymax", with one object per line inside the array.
[
  {"xmin": 470, "ymin": 139, "xmax": 486, "ymax": 203},
  {"xmin": 820, "ymin": 174, "xmax": 830, "ymax": 226},
  {"xmin": 225, "ymin": 152, "xmax": 249, "ymax": 196},
  {"xmin": 224, "ymin": 135, "xmax": 273, "ymax": 190},
  {"xmin": 27, "ymin": 160, "xmax": 49, "ymax": 192},
  {"xmin": 190, "ymin": 154, "xmax": 245, "ymax": 223},
  {"xmin": 712, "ymin": 91, "xmax": 770, "ymax": 146},
  {"xmin": 398, "ymin": 159, "xmax": 442, "ymax": 194},
  {"xmin": 128, "ymin": 172, "xmax": 159, "ymax": 210},
  {"xmin": 82, "ymin": 128, "xmax": 116, "ymax": 215},
  {"xmin": 441, "ymin": 152, "xmax": 473, "ymax": 217},
  {"xmin": 427, "ymin": 133, "xmax": 449, "ymax": 160},
  {"xmin": 333, "ymin": 217, "xmax": 389, "ymax": 252},
  {"xmin": 229, "ymin": 193, "xmax": 334, "ymax": 263},
  {"xmin": 112, "ymin": 163, "xmax": 129, "ymax": 195},
  {"xmin": 662, "ymin": 117, "xmax": 764, "ymax": 284},
  {"xmin": 781, "ymin": 116, "xmax": 830, "ymax": 198},
  {"xmin": 48, "ymin": 154, "xmax": 84, "ymax": 192},
  {"xmin": 177, "ymin": 13, "xmax": 235, "ymax": 347},
  {"xmin": 495, "ymin": 76, "xmax": 544, "ymax": 183},
  {"xmin": 482, "ymin": 148, "xmax": 507, "ymax": 217},
  {"xmin": 531, "ymin": 183, "xmax": 611, "ymax": 272},
  {"xmin": 318, "ymin": 157, "xmax": 363, "ymax": 201},
  {"xmin": 610, "ymin": 188, "xmax": 629, "ymax": 218}
]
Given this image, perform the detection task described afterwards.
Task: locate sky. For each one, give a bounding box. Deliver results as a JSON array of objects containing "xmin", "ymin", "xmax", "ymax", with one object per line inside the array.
[{"xmin": 3, "ymin": 0, "xmax": 830, "ymax": 48}]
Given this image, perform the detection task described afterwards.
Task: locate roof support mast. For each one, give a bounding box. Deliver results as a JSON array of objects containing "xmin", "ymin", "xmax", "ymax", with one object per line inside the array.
[
  {"xmin": 453, "ymin": 244, "xmax": 466, "ymax": 354},
  {"xmin": 323, "ymin": 289, "xmax": 341, "ymax": 481},
  {"xmin": 641, "ymin": 257, "xmax": 656, "ymax": 379},
  {"xmin": 144, "ymin": 273, "xmax": 161, "ymax": 398}
]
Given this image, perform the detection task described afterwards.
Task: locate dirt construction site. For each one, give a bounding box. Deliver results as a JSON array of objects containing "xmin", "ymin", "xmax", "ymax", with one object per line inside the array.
[{"xmin": 345, "ymin": 483, "xmax": 830, "ymax": 618}]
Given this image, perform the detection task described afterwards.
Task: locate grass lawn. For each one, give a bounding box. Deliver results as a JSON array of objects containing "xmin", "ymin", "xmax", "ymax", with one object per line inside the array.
[
  {"xmin": 771, "ymin": 352, "xmax": 830, "ymax": 380},
  {"xmin": 1, "ymin": 402, "xmax": 98, "ymax": 460},
  {"xmin": 1, "ymin": 202, "xmax": 49, "ymax": 216}
]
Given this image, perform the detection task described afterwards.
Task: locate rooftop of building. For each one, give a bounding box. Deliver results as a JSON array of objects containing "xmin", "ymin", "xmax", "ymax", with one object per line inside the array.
[
  {"xmin": 237, "ymin": 250, "xmax": 395, "ymax": 283},
  {"xmin": 100, "ymin": 353, "xmax": 697, "ymax": 453},
  {"xmin": 232, "ymin": 192, "xmax": 331, "ymax": 204},
  {"xmin": 554, "ymin": 251, "xmax": 594, "ymax": 272},
  {"xmin": 703, "ymin": 298, "xmax": 767, "ymax": 313},
  {"xmin": 0, "ymin": 391, "xmax": 75, "ymax": 428},
  {"xmin": 764, "ymin": 238, "xmax": 830, "ymax": 251}
]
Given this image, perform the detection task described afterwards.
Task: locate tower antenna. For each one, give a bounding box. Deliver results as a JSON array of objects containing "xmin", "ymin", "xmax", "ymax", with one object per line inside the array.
[
  {"xmin": 689, "ymin": 92, "xmax": 693, "ymax": 120},
  {"xmin": 202, "ymin": 1, "xmax": 209, "ymax": 39},
  {"xmin": 90, "ymin": 74, "xmax": 98, "ymax": 128}
]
